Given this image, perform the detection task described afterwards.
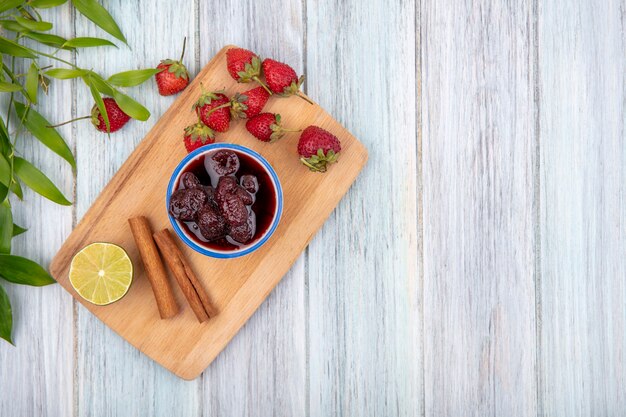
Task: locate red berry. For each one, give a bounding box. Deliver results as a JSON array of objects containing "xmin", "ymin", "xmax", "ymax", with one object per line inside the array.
[
  {"xmin": 155, "ymin": 62, "xmax": 189, "ymax": 96},
  {"xmin": 155, "ymin": 38, "xmax": 189, "ymax": 96},
  {"xmin": 183, "ymin": 122, "xmax": 215, "ymax": 153},
  {"xmin": 226, "ymin": 47, "xmax": 261, "ymax": 82},
  {"xmin": 262, "ymin": 59, "xmax": 312, "ymax": 104},
  {"xmin": 230, "ymin": 86, "xmax": 270, "ymax": 119},
  {"xmin": 194, "ymin": 91, "xmax": 231, "ymax": 132},
  {"xmin": 246, "ymin": 113, "xmax": 298, "ymax": 142},
  {"xmin": 91, "ymin": 98, "xmax": 131, "ymax": 133},
  {"xmin": 297, "ymin": 126, "xmax": 341, "ymax": 173}
]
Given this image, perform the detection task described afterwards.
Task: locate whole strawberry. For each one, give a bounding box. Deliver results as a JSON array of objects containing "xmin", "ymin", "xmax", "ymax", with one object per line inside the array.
[
  {"xmin": 297, "ymin": 126, "xmax": 341, "ymax": 172},
  {"xmin": 230, "ymin": 86, "xmax": 270, "ymax": 119},
  {"xmin": 246, "ymin": 113, "xmax": 300, "ymax": 142},
  {"xmin": 194, "ymin": 89, "xmax": 231, "ymax": 132},
  {"xmin": 183, "ymin": 122, "xmax": 215, "ymax": 153},
  {"xmin": 155, "ymin": 38, "xmax": 189, "ymax": 96},
  {"xmin": 262, "ymin": 58, "xmax": 313, "ymax": 104},
  {"xmin": 91, "ymin": 98, "xmax": 131, "ymax": 133},
  {"xmin": 226, "ymin": 47, "xmax": 270, "ymax": 93}
]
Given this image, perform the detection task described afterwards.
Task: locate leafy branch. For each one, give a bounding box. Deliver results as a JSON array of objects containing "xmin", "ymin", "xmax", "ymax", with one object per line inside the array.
[{"xmin": 0, "ymin": 0, "xmax": 156, "ymax": 344}]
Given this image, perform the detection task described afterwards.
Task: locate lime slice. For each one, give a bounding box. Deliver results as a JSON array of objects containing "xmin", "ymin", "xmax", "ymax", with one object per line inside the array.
[{"xmin": 69, "ymin": 242, "xmax": 133, "ymax": 306}]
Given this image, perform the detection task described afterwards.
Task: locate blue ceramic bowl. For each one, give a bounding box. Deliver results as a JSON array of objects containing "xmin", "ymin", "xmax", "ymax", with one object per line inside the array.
[{"xmin": 166, "ymin": 143, "xmax": 283, "ymax": 258}]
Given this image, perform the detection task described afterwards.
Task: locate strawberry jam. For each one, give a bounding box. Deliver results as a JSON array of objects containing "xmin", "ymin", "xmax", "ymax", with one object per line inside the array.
[{"xmin": 170, "ymin": 149, "xmax": 277, "ymax": 251}]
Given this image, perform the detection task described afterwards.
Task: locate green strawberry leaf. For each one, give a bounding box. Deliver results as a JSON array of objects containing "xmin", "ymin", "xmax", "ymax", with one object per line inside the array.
[
  {"xmin": 13, "ymin": 157, "xmax": 71, "ymax": 205},
  {"xmin": 14, "ymin": 102, "xmax": 75, "ymax": 169},
  {"xmin": 0, "ymin": 254, "xmax": 56, "ymax": 286},
  {"xmin": 25, "ymin": 62, "xmax": 39, "ymax": 104},
  {"xmin": 0, "ymin": 284, "xmax": 12, "ymax": 345},
  {"xmin": 62, "ymin": 36, "xmax": 116, "ymax": 49},
  {"xmin": 0, "ymin": 0, "xmax": 23, "ymax": 14},
  {"xmin": 29, "ymin": 0, "xmax": 69, "ymax": 8},
  {"xmin": 45, "ymin": 68, "xmax": 88, "ymax": 79},
  {"xmin": 0, "ymin": 202, "xmax": 12, "ymax": 254},
  {"xmin": 15, "ymin": 16, "xmax": 53, "ymax": 32},
  {"xmin": 108, "ymin": 69, "xmax": 162, "ymax": 87},
  {"xmin": 71, "ymin": 0, "xmax": 127, "ymax": 44},
  {"xmin": 112, "ymin": 91, "xmax": 150, "ymax": 121},
  {"xmin": 0, "ymin": 36, "xmax": 37, "ymax": 58}
]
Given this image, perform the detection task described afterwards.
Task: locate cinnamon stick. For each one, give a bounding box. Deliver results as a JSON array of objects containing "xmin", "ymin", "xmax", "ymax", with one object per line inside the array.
[
  {"xmin": 153, "ymin": 228, "xmax": 218, "ymax": 321},
  {"xmin": 128, "ymin": 216, "xmax": 179, "ymax": 319}
]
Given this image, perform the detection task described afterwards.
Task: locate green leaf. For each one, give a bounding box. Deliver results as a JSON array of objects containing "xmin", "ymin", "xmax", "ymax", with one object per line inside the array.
[
  {"xmin": 86, "ymin": 78, "xmax": 109, "ymax": 131},
  {"xmin": 0, "ymin": 116, "xmax": 10, "ymax": 155},
  {"xmin": 13, "ymin": 157, "xmax": 71, "ymax": 205},
  {"xmin": 14, "ymin": 102, "xmax": 75, "ymax": 168},
  {"xmin": 45, "ymin": 68, "xmax": 88, "ymax": 79},
  {"xmin": 22, "ymin": 32, "xmax": 69, "ymax": 49},
  {"xmin": 0, "ymin": 183, "xmax": 7, "ymax": 204},
  {"xmin": 0, "ymin": 254, "xmax": 56, "ymax": 286},
  {"xmin": 11, "ymin": 223, "xmax": 25, "ymax": 236},
  {"xmin": 62, "ymin": 36, "xmax": 115, "ymax": 49},
  {"xmin": 108, "ymin": 69, "xmax": 161, "ymax": 87},
  {"xmin": 0, "ymin": 284, "xmax": 12, "ymax": 344},
  {"xmin": 29, "ymin": 0, "xmax": 68, "ymax": 8},
  {"xmin": 0, "ymin": 19, "xmax": 26, "ymax": 32},
  {"xmin": 86, "ymin": 71, "xmax": 114, "ymax": 95},
  {"xmin": 71, "ymin": 0, "xmax": 126, "ymax": 44},
  {"xmin": 0, "ymin": 155, "xmax": 22, "ymax": 200},
  {"xmin": 113, "ymin": 91, "xmax": 149, "ymax": 121},
  {"xmin": 0, "ymin": 0, "xmax": 23, "ymax": 14},
  {"xmin": 0, "ymin": 36, "xmax": 37, "ymax": 58},
  {"xmin": 15, "ymin": 16, "xmax": 53, "ymax": 32},
  {"xmin": 25, "ymin": 62, "xmax": 38, "ymax": 103},
  {"xmin": 0, "ymin": 203, "xmax": 11, "ymax": 253},
  {"xmin": 0, "ymin": 81, "xmax": 22, "ymax": 92}
]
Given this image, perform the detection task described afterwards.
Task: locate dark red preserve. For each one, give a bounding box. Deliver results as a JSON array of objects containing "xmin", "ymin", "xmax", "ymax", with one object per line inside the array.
[{"xmin": 169, "ymin": 149, "xmax": 277, "ymax": 251}]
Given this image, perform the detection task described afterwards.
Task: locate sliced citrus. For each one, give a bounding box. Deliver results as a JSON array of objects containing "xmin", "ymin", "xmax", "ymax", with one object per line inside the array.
[{"xmin": 69, "ymin": 242, "xmax": 133, "ymax": 306}]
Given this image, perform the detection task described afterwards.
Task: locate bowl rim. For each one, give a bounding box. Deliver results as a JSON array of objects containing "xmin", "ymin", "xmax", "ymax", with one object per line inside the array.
[{"xmin": 166, "ymin": 143, "xmax": 283, "ymax": 259}]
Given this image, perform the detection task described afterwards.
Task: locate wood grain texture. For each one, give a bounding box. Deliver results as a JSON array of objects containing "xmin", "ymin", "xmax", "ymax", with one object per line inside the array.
[
  {"xmin": 51, "ymin": 45, "xmax": 367, "ymax": 380},
  {"xmin": 306, "ymin": 0, "xmax": 421, "ymax": 416},
  {"xmin": 421, "ymin": 1, "xmax": 537, "ymax": 416},
  {"xmin": 538, "ymin": 0, "xmax": 626, "ymax": 414},
  {"xmin": 72, "ymin": 1, "xmax": 201, "ymax": 415},
  {"xmin": 0, "ymin": 5, "xmax": 75, "ymax": 417},
  {"xmin": 196, "ymin": 2, "xmax": 307, "ymax": 415}
]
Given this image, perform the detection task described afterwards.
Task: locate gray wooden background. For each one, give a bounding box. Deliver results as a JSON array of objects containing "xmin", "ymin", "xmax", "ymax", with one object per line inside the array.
[{"xmin": 1, "ymin": 0, "xmax": 625, "ymax": 416}]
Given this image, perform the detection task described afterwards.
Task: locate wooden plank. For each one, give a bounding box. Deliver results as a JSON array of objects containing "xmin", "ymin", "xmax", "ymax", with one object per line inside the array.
[
  {"xmin": 51, "ymin": 46, "xmax": 367, "ymax": 379},
  {"xmin": 421, "ymin": 1, "xmax": 537, "ymax": 415},
  {"xmin": 306, "ymin": 0, "xmax": 421, "ymax": 415},
  {"xmin": 72, "ymin": 1, "xmax": 201, "ymax": 415},
  {"xmin": 196, "ymin": 2, "xmax": 306, "ymax": 415},
  {"xmin": 0, "ymin": 5, "xmax": 75, "ymax": 416},
  {"xmin": 538, "ymin": 0, "xmax": 626, "ymax": 414}
]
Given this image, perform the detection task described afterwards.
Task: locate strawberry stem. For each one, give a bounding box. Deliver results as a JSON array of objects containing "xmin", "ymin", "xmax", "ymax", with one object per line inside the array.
[
  {"xmin": 46, "ymin": 115, "xmax": 90, "ymax": 128},
  {"xmin": 300, "ymin": 157, "xmax": 324, "ymax": 172},
  {"xmin": 296, "ymin": 91, "xmax": 314, "ymax": 105},
  {"xmin": 179, "ymin": 37, "xmax": 187, "ymax": 62},
  {"xmin": 253, "ymin": 76, "xmax": 272, "ymax": 95},
  {"xmin": 204, "ymin": 101, "xmax": 232, "ymax": 116}
]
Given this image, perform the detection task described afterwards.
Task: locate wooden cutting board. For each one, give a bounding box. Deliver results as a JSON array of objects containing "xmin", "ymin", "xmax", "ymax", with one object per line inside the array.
[{"xmin": 49, "ymin": 45, "xmax": 368, "ymax": 380}]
